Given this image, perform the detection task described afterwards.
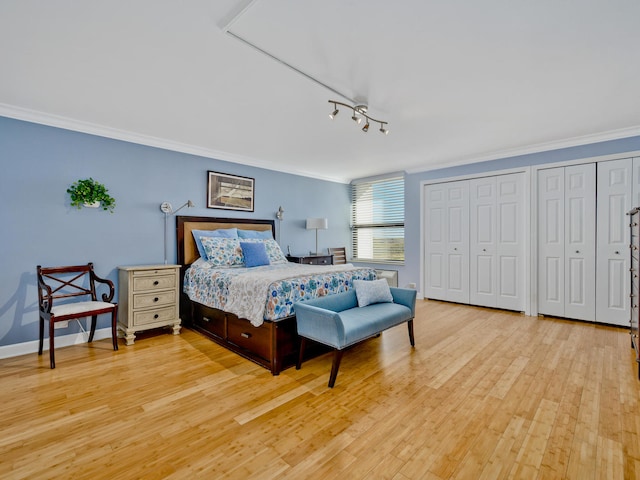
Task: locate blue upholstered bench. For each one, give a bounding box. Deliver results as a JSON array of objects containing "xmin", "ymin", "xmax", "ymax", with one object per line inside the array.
[{"xmin": 294, "ymin": 281, "xmax": 417, "ymax": 387}]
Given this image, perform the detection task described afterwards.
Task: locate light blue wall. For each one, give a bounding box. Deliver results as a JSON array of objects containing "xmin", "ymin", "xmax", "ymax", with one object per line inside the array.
[
  {"xmin": 400, "ymin": 136, "xmax": 640, "ymax": 293},
  {"xmin": 0, "ymin": 116, "xmax": 350, "ymax": 348}
]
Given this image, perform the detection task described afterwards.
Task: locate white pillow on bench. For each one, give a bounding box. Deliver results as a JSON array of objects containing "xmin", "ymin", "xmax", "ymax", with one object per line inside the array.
[{"xmin": 353, "ymin": 279, "xmax": 393, "ymax": 307}]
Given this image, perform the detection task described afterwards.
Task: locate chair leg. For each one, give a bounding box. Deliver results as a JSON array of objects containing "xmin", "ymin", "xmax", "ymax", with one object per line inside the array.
[
  {"xmin": 328, "ymin": 349, "xmax": 344, "ymax": 388},
  {"xmin": 407, "ymin": 319, "xmax": 415, "ymax": 347},
  {"xmin": 88, "ymin": 315, "xmax": 97, "ymax": 342},
  {"xmin": 296, "ymin": 337, "xmax": 307, "ymax": 370},
  {"xmin": 49, "ymin": 320, "xmax": 56, "ymax": 369},
  {"xmin": 38, "ymin": 316, "xmax": 44, "ymax": 355},
  {"xmin": 111, "ymin": 308, "xmax": 119, "ymax": 351}
]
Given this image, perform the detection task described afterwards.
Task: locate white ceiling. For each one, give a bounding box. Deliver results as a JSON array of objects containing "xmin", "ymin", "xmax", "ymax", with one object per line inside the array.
[{"xmin": 1, "ymin": 0, "xmax": 640, "ymax": 183}]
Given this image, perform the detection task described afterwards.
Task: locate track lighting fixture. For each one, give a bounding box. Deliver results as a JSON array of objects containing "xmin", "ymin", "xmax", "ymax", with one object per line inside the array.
[{"xmin": 328, "ymin": 100, "xmax": 389, "ymax": 135}]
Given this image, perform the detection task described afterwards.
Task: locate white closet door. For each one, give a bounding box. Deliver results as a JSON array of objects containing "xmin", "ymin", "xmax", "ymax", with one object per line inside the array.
[
  {"xmin": 596, "ymin": 159, "xmax": 631, "ymax": 326},
  {"xmin": 470, "ymin": 177, "xmax": 497, "ymax": 307},
  {"xmin": 496, "ymin": 173, "xmax": 525, "ymax": 311},
  {"xmin": 538, "ymin": 168, "xmax": 566, "ymax": 317},
  {"xmin": 564, "ymin": 163, "xmax": 596, "ymax": 321},
  {"xmin": 445, "ymin": 182, "xmax": 470, "ymax": 303},
  {"xmin": 424, "ymin": 181, "xmax": 470, "ymax": 303},
  {"xmin": 424, "ymin": 184, "xmax": 447, "ymax": 300},
  {"xmin": 633, "ymin": 157, "xmax": 640, "ymax": 207}
]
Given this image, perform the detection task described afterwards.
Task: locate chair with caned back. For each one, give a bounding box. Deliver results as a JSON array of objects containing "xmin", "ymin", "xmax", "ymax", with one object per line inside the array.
[
  {"xmin": 328, "ymin": 247, "xmax": 347, "ymax": 265},
  {"xmin": 37, "ymin": 263, "xmax": 118, "ymax": 368}
]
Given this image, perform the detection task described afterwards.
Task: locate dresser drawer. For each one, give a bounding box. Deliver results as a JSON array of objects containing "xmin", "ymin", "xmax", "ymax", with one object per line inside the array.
[
  {"xmin": 132, "ymin": 290, "xmax": 176, "ymax": 309},
  {"xmin": 193, "ymin": 305, "xmax": 226, "ymax": 339},
  {"xmin": 132, "ymin": 274, "xmax": 176, "ymax": 292},
  {"xmin": 227, "ymin": 316, "xmax": 271, "ymax": 360},
  {"xmin": 132, "ymin": 306, "xmax": 177, "ymax": 326}
]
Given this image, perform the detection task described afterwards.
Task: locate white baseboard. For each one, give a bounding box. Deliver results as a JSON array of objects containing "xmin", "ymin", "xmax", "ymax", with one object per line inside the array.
[{"xmin": 0, "ymin": 327, "xmax": 112, "ymax": 360}]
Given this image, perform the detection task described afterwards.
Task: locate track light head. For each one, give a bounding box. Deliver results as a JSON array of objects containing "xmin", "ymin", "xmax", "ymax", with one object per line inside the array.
[
  {"xmin": 329, "ymin": 108, "xmax": 339, "ymax": 119},
  {"xmin": 379, "ymin": 124, "xmax": 389, "ymax": 135},
  {"xmin": 362, "ymin": 122, "xmax": 370, "ymax": 132},
  {"xmin": 352, "ymin": 112, "xmax": 362, "ymax": 124}
]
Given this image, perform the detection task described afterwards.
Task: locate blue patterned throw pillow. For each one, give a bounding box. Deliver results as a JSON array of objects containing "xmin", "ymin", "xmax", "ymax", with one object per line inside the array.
[
  {"xmin": 200, "ymin": 237, "xmax": 243, "ymax": 267},
  {"xmin": 240, "ymin": 241, "xmax": 270, "ymax": 267}
]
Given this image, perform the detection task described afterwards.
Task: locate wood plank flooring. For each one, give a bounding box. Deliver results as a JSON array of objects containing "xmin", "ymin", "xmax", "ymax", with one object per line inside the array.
[{"xmin": 1, "ymin": 300, "xmax": 639, "ymax": 479}]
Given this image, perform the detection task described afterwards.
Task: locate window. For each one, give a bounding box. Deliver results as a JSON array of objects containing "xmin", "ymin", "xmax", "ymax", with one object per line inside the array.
[{"xmin": 351, "ymin": 176, "xmax": 404, "ymax": 263}]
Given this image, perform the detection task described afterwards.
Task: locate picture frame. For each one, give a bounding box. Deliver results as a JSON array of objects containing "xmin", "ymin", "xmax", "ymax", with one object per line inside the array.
[{"xmin": 207, "ymin": 171, "xmax": 255, "ymax": 212}]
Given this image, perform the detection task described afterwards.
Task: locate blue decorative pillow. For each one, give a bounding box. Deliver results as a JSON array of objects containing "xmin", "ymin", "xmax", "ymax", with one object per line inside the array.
[
  {"xmin": 353, "ymin": 279, "xmax": 393, "ymax": 307},
  {"xmin": 237, "ymin": 229, "xmax": 273, "ymax": 240},
  {"xmin": 242, "ymin": 238, "xmax": 288, "ymax": 264},
  {"xmin": 200, "ymin": 237, "xmax": 243, "ymax": 267},
  {"xmin": 192, "ymin": 228, "xmax": 238, "ymax": 259},
  {"xmin": 240, "ymin": 241, "xmax": 270, "ymax": 267}
]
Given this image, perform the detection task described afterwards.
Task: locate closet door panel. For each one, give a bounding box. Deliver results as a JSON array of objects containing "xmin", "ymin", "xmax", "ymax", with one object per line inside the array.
[
  {"xmin": 538, "ymin": 168, "xmax": 565, "ymax": 316},
  {"xmin": 470, "ymin": 177, "xmax": 496, "ymax": 307},
  {"xmin": 596, "ymin": 159, "xmax": 631, "ymax": 325},
  {"xmin": 445, "ymin": 182, "xmax": 470, "ymax": 303},
  {"xmin": 496, "ymin": 173, "xmax": 525, "ymax": 310},
  {"xmin": 564, "ymin": 164, "xmax": 596, "ymax": 321},
  {"xmin": 424, "ymin": 184, "xmax": 447, "ymax": 300}
]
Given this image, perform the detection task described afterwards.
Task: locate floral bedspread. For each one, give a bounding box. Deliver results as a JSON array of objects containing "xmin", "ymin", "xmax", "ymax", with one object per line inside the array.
[{"xmin": 183, "ymin": 262, "xmax": 376, "ymax": 326}]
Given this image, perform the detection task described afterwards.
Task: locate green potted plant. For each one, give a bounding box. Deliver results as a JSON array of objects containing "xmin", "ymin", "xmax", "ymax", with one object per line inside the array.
[{"xmin": 67, "ymin": 178, "xmax": 116, "ymax": 213}]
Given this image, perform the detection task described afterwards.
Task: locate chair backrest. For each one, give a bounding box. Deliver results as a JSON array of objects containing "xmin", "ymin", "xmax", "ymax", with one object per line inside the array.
[
  {"xmin": 37, "ymin": 263, "xmax": 99, "ymax": 309},
  {"xmin": 328, "ymin": 247, "xmax": 347, "ymax": 265}
]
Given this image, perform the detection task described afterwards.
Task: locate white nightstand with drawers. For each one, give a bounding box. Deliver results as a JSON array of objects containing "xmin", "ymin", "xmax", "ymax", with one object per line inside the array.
[{"xmin": 117, "ymin": 264, "xmax": 181, "ymax": 345}]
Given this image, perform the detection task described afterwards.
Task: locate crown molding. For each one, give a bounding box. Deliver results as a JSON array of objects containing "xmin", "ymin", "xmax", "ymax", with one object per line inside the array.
[
  {"xmin": 406, "ymin": 125, "xmax": 640, "ymax": 175},
  {"xmin": 0, "ymin": 103, "xmax": 349, "ymax": 184}
]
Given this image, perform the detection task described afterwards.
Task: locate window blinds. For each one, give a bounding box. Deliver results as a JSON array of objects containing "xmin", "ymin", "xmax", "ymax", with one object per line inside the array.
[{"xmin": 351, "ymin": 176, "xmax": 405, "ymax": 263}]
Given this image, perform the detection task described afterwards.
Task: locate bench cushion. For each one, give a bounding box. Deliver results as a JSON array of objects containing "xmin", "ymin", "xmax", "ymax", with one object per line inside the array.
[{"xmin": 338, "ymin": 303, "xmax": 412, "ymax": 347}]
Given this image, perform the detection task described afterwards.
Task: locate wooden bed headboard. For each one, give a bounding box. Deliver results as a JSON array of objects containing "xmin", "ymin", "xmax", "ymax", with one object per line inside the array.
[{"xmin": 176, "ymin": 215, "xmax": 276, "ymax": 266}]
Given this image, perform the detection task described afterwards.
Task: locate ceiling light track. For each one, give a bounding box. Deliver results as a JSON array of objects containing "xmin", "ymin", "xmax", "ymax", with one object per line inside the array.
[{"xmin": 328, "ymin": 100, "xmax": 389, "ymax": 135}]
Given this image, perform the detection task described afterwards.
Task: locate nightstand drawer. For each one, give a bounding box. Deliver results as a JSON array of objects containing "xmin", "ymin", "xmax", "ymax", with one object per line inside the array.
[
  {"xmin": 132, "ymin": 274, "xmax": 176, "ymax": 292},
  {"xmin": 133, "ymin": 306, "xmax": 177, "ymax": 326},
  {"xmin": 132, "ymin": 290, "xmax": 176, "ymax": 309}
]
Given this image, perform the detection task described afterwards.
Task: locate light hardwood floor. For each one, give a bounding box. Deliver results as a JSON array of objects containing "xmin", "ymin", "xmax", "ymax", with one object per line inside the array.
[{"xmin": 1, "ymin": 300, "xmax": 639, "ymax": 479}]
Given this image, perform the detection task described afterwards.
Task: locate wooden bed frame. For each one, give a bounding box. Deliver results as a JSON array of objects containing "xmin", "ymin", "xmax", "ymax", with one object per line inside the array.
[{"xmin": 176, "ymin": 215, "xmax": 326, "ymax": 375}]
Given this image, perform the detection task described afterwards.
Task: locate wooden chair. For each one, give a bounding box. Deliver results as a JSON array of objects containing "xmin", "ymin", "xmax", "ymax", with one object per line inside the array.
[
  {"xmin": 328, "ymin": 247, "xmax": 347, "ymax": 265},
  {"xmin": 37, "ymin": 263, "xmax": 118, "ymax": 368}
]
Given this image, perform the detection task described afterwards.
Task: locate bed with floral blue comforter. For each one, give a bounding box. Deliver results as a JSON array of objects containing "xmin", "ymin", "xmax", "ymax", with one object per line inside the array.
[{"xmin": 183, "ymin": 261, "xmax": 376, "ymax": 326}]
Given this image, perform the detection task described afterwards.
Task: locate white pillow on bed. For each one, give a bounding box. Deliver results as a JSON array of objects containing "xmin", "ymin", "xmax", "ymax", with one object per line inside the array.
[{"xmin": 200, "ymin": 237, "xmax": 244, "ymax": 267}]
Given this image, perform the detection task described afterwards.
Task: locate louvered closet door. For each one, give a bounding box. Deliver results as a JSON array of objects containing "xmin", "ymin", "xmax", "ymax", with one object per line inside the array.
[
  {"xmin": 424, "ymin": 181, "xmax": 470, "ymax": 303},
  {"xmin": 596, "ymin": 159, "xmax": 632, "ymax": 326}
]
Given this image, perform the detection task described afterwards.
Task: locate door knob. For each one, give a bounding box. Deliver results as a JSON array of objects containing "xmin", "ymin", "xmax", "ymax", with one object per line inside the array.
[
  {"xmin": 615, "ymin": 251, "xmax": 620, "ymax": 255},
  {"xmin": 454, "ymin": 247, "xmax": 458, "ymax": 251},
  {"xmin": 575, "ymin": 250, "xmax": 580, "ymax": 254},
  {"xmin": 482, "ymin": 248, "xmax": 486, "ymax": 252}
]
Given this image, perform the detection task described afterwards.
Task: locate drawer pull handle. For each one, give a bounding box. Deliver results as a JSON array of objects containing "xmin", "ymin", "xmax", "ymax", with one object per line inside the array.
[
  {"xmin": 241, "ymin": 332, "xmax": 251, "ymax": 339},
  {"xmin": 153, "ymin": 297, "xmax": 159, "ymax": 302},
  {"xmin": 154, "ymin": 314, "xmax": 159, "ymax": 319},
  {"xmin": 202, "ymin": 317, "xmax": 211, "ymax": 323},
  {"xmin": 153, "ymin": 280, "xmax": 159, "ymax": 286}
]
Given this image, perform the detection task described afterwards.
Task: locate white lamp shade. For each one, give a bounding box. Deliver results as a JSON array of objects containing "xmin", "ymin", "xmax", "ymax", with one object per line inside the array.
[{"xmin": 306, "ymin": 218, "xmax": 328, "ymax": 230}]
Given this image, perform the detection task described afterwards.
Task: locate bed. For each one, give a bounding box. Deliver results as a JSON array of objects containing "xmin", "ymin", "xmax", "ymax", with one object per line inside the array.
[{"xmin": 176, "ymin": 215, "xmax": 376, "ymax": 375}]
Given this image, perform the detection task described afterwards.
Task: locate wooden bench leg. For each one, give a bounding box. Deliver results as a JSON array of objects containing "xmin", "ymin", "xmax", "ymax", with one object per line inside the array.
[
  {"xmin": 49, "ymin": 320, "xmax": 56, "ymax": 369},
  {"xmin": 296, "ymin": 337, "xmax": 307, "ymax": 370},
  {"xmin": 328, "ymin": 349, "xmax": 344, "ymax": 388},
  {"xmin": 111, "ymin": 307, "xmax": 119, "ymax": 351},
  {"xmin": 408, "ymin": 319, "xmax": 415, "ymax": 347},
  {"xmin": 88, "ymin": 315, "xmax": 97, "ymax": 342}
]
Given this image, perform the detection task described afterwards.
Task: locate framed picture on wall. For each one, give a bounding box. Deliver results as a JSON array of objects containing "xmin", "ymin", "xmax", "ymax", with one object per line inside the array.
[{"xmin": 207, "ymin": 171, "xmax": 255, "ymax": 211}]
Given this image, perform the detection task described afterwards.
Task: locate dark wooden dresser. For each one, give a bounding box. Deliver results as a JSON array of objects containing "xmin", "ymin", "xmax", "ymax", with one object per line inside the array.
[{"xmin": 286, "ymin": 254, "xmax": 333, "ymax": 265}]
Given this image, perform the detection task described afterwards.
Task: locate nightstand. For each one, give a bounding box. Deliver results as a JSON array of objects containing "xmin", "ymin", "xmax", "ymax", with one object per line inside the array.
[
  {"xmin": 117, "ymin": 264, "xmax": 181, "ymax": 345},
  {"xmin": 286, "ymin": 254, "xmax": 334, "ymax": 265}
]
